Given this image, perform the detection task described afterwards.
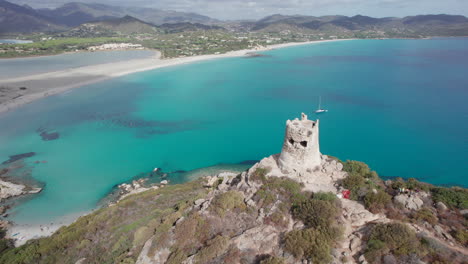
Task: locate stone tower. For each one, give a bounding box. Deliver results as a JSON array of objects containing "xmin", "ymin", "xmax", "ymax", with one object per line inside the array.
[{"xmin": 278, "ymin": 113, "xmax": 321, "ymax": 173}]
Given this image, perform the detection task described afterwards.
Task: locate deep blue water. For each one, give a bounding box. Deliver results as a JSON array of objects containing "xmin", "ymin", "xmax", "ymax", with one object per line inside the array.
[{"xmin": 0, "ymin": 38, "xmax": 467, "ymax": 225}]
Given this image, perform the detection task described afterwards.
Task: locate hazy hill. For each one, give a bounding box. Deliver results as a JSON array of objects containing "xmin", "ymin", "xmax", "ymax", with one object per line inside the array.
[
  {"xmin": 36, "ymin": 2, "xmax": 218, "ymax": 27},
  {"xmin": 78, "ymin": 15, "xmax": 161, "ymax": 35},
  {"xmin": 159, "ymin": 22, "xmax": 225, "ymax": 34},
  {"xmin": 0, "ymin": 0, "xmax": 64, "ymax": 34},
  {"xmin": 248, "ymin": 14, "xmax": 468, "ymax": 36}
]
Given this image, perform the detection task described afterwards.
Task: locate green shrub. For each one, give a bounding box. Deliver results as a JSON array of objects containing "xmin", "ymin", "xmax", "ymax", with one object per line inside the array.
[
  {"xmin": 412, "ymin": 208, "xmax": 438, "ymax": 225},
  {"xmin": 260, "ymin": 255, "xmax": 285, "ymax": 264},
  {"xmin": 392, "ymin": 178, "xmax": 431, "ymax": 192},
  {"xmin": 166, "ymin": 248, "xmax": 187, "ymax": 264},
  {"xmin": 251, "ymin": 167, "xmax": 270, "ymax": 183},
  {"xmin": 406, "ymin": 178, "xmax": 431, "ymax": 192},
  {"xmin": 342, "ymin": 174, "xmax": 366, "ymax": 191},
  {"xmin": 431, "ymin": 187, "xmax": 468, "ymax": 210},
  {"xmin": 365, "ymin": 223, "xmax": 421, "ymax": 262},
  {"xmin": 263, "ymin": 177, "xmax": 304, "ymax": 198},
  {"xmin": 173, "ymin": 213, "xmax": 210, "ymax": 254},
  {"xmin": 255, "ymin": 188, "xmax": 277, "ymax": 208},
  {"xmin": 195, "ymin": 235, "xmax": 229, "ymax": 264},
  {"xmin": 391, "ymin": 178, "xmax": 407, "ymax": 190},
  {"xmin": 312, "ymin": 192, "xmax": 337, "ymax": 202},
  {"xmin": 254, "ymin": 176, "xmax": 306, "ymax": 209},
  {"xmin": 284, "ymin": 228, "xmax": 332, "ymax": 263},
  {"xmin": 343, "ymin": 160, "xmax": 377, "ymax": 179},
  {"xmin": 364, "ymin": 191, "xmax": 391, "ymax": 213},
  {"xmin": 454, "ymin": 229, "xmax": 468, "ymax": 246},
  {"xmin": 292, "ymin": 199, "xmax": 339, "ymax": 229},
  {"xmin": 264, "ymin": 209, "xmax": 289, "ymax": 229},
  {"xmin": 210, "ymin": 191, "xmax": 246, "ymax": 217}
]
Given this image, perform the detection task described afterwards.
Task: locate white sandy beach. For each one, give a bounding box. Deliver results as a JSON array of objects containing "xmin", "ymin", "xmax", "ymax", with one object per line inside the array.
[
  {"xmin": 0, "ymin": 39, "xmax": 351, "ymax": 115},
  {"xmin": 7, "ymin": 210, "xmax": 91, "ymax": 246}
]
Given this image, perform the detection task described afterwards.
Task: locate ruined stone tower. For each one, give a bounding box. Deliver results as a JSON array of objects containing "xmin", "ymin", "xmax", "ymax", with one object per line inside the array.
[{"xmin": 278, "ymin": 113, "xmax": 321, "ymax": 173}]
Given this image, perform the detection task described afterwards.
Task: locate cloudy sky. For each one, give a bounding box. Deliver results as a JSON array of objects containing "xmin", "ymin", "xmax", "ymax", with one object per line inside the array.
[{"xmin": 9, "ymin": 0, "xmax": 468, "ymax": 20}]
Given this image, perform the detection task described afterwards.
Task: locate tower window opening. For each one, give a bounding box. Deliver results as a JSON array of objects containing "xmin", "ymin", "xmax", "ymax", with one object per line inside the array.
[
  {"xmin": 300, "ymin": 141, "xmax": 308, "ymax": 147},
  {"xmin": 289, "ymin": 138, "xmax": 294, "ymax": 145}
]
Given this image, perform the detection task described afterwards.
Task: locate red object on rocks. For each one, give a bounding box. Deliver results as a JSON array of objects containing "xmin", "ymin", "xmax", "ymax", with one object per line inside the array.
[{"xmin": 342, "ymin": 190, "xmax": 351, "ymax": 199}]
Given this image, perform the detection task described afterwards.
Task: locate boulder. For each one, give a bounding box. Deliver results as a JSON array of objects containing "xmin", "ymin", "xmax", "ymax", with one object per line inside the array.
[
  {"xmin": 359, "ymin": 255, "xmax": 368, "ymax": 264},
  {"xmin": 394, "ymin": 194, "xmax": 424, "ymax": 210},
  {"xmin": 459, "ymin": 209, "xmax": 468, "ymax": 216},
  {"xmin": 434, "ymin": 225, "xmax": 454, "ymax": 240},
  {"xmin": 383, "ymin": 255, "xmax": 397, "ymax": 264},
  {"xmin": 349, "ymin": 236, "xmax": 360, "ymax": 252},
  {"xmin": 194, "ymin": 199, "xmax": 205, "ymax": 206},
  {"xmin": 75, "ymin": 258, "xmax": 86, "ymax": 264},
  {"xmin": 436, "ymin": 202, "xmax": 448, "ymax": 211},
  {"xmin": 0, "ymin": 206, "xmax": 7, "ymax": 215},
  {"xmin": 160, "ymin": 180, "xmax": 168, "ymax": 185},
  {"xmin": 203, "ymin": 176, "xmax": 218, "ymax": 188}
]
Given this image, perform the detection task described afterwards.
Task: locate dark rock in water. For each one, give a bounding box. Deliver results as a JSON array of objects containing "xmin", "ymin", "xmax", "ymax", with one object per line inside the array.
[
  {"xmin": 2, "ymin": 152, "xmax": 36, "ymax": 165},
  {"xmin": 39, "ymin": 131, "xmax": 60, "ymax": 141},
  {"xmin": 170, "ymin": 170, "xmax": 187, "ymax": 174},
  {"xmin": 36, "ymin": 127, "xmax": 60, "ymax": 141},
  {"xmin": 245, "ymin": 52, "xmax": 270, "ymax": 58},
  {"xmin": 238, "ymin": 160, "xmax": 259, "ymax": 165},
  {"xmin": 0, "ymin": 168, "xmax": 8, "ymax": 176}
]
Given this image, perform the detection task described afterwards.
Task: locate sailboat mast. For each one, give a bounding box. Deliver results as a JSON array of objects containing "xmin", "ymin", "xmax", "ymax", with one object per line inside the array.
[{"xmin": 318, "ymin": 96, "xmax": 322, "ymax": 109}]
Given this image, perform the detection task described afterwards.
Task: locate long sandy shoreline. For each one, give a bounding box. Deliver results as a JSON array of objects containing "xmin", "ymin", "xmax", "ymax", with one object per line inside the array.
[{"xmin": 0, "ymin": 39, "xmax": 351, "ymax": 115}]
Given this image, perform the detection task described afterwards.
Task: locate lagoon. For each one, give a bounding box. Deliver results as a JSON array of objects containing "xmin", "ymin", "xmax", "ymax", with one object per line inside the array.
[{"xmin": 0, "ymin": 50, "xmax": 155, "ymax": 79}]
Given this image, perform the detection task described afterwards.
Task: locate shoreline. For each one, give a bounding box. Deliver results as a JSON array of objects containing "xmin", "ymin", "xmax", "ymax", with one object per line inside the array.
[
  {"xmin": 0, "ymin": 39, "xmax": 352, "ymax": 115},
  {"xmin": 6, "ymin": 210, "xmax": 91, "ymax": 246}
]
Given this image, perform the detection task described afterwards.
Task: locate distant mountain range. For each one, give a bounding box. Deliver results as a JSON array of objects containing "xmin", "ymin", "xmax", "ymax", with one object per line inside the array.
[
  {"xmin": 0, "ymin": 0, "xmax": 217, "ymax": 34},
  {"xmin": 246, "ymin": 14, "xmax": 468, "ymax": 36},
  {"xmin": 0, "ymin": 0, "xmax": 65, "ymax": 33},
  {"xmin": 1, "ymin": 0, "xmax": 468, "ymax": 37},
  {"xmin": 75, "ymin": 15, "xmax": 162, "ymax": 35}
]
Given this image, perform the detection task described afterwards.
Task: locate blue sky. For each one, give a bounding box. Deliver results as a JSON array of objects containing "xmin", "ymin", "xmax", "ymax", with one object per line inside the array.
[{"xmin": 9, "ymin": 0, "xmax": 468, "ymax": 20}]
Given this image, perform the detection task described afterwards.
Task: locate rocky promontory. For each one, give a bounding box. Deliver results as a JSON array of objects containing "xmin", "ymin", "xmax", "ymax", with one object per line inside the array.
[{"xmin": 0, "ymin": 114, "xmax": 466, "ymax": 264}]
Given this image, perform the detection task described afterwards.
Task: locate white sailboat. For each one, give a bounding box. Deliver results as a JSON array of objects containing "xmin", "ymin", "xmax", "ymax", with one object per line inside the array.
[{"xmin": 315, "ymin": 96, "xmax": 328, "ymax": 113}]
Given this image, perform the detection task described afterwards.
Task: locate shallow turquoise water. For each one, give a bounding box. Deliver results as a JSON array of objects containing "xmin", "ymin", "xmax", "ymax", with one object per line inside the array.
[
  {"xmin": 0, "ymin": 38, "xmax": 467, "ymax": 225},
  {"xmin": 0, "ymin": 39, "xmax": 32, "ymax": 44}
]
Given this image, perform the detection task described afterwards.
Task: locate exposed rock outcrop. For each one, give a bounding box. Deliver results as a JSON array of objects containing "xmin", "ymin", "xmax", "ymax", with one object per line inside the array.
[
  {"xmin": 0, "ymin": 178, "xmax": 42, "ymax": 201},
  {"xmin": 117, "ymin": 178, "xmax": 159, "ymax": 201},
  {"xmin": 394, "ymin": 193, "xmax": 425, "ymax": 210}
]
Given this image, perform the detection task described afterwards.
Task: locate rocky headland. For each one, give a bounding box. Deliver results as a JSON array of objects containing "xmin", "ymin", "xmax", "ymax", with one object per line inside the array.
[{"xmin": 0, "ymin": 113, "xmax": 466, "ymax": 264}]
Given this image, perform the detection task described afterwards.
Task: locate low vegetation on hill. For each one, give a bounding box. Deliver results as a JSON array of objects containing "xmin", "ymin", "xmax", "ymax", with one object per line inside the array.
[
  {"xmin": 0, "ymin": 180, "xmax": 208, "ymax": 263},
  {"xmin": 0, "ymin": 159, "xmax": 466, "ymax": 263},
  {"xmin": 339, "ymin": 160, "xmax": 468, "ymax": 263}
]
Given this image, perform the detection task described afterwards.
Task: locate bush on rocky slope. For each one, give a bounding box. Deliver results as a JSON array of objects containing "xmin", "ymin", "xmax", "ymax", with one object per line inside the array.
[
  {"xmin": 364, "ymin": 222, "xmax": 421, "ymax": 263},
  {"xmin": 284, "ymin": 191, "xmax": 343, "ymax": 263},
  {"xmin": 431, "ymin": 187, "xmax": 468, "ymax": 210}
]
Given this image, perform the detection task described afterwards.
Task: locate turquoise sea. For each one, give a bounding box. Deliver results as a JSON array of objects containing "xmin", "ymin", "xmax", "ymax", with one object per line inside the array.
[{"xmin": 0, "ymin": 38, "xmax": 467, "ymax": 225}]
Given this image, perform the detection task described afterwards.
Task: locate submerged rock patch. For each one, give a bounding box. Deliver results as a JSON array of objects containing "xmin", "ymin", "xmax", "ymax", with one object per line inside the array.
[
  {"xmin": 2, "ymin": 152, "xmax": 36, "ymax": 165},
  {"xmin": 37, "ymin": 128, "xmax": 60, "ymax": 141}
]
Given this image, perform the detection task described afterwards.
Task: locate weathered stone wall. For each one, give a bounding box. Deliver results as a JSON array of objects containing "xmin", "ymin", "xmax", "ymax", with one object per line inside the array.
[{"xmin": 278, "ymin": 113, "xmax": 321, "ymax": 173}]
